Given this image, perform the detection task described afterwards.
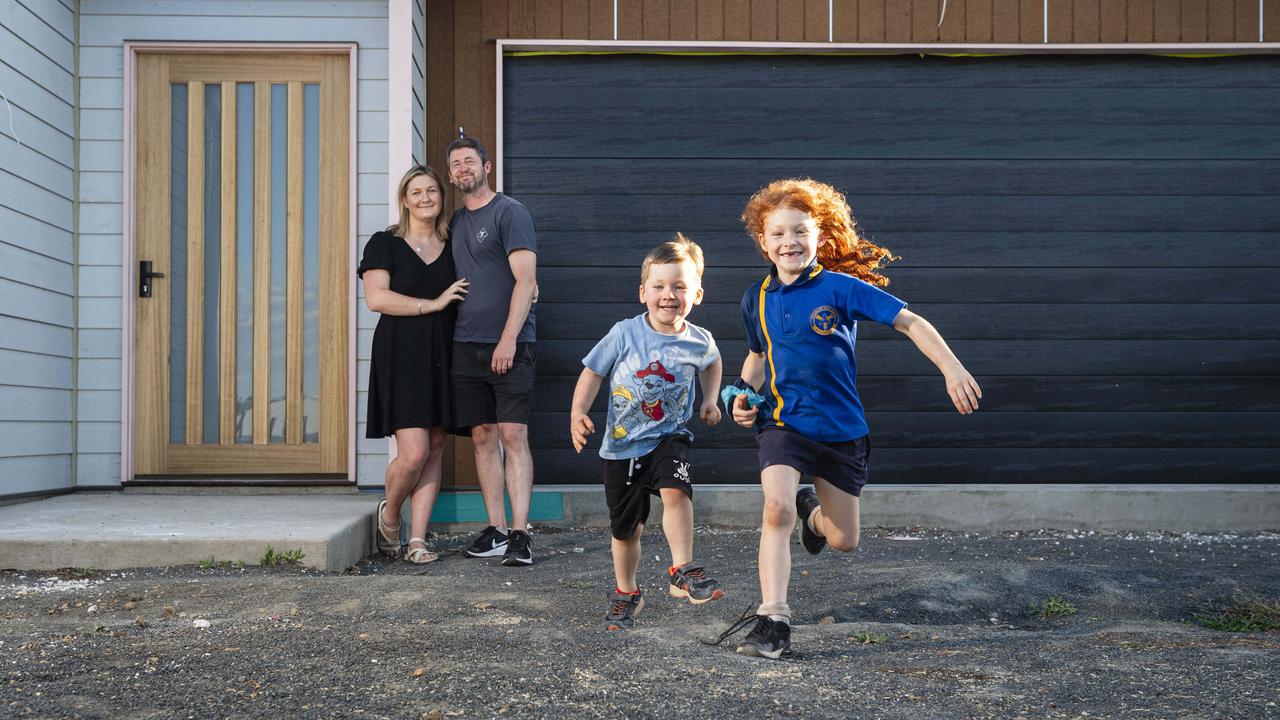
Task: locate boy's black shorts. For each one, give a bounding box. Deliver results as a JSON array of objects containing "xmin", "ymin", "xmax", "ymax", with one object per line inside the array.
[{"xmin": 603, "ymin": 435, "xmax": 693, "ymax": 541}]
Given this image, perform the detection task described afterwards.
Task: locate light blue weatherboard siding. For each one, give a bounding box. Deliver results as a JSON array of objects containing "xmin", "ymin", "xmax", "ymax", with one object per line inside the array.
[{"xmin": 0, "ymin": 0, "xmax": 76, "ymax": 497}]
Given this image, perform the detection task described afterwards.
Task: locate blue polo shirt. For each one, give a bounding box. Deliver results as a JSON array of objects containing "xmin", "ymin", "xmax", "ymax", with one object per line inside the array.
[{"xmin": 740, "ymin": 263, "xmax": 907, "ymax": 442}]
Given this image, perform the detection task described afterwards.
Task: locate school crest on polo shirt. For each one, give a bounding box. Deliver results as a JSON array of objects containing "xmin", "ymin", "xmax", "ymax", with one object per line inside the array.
[{"xmin": 810, "ymin": 306, "xmax": 839, "ymax": 335}]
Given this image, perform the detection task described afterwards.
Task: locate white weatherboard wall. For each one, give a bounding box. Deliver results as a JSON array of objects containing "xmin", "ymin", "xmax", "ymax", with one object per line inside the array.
[
  {"xmin": 0, "ymin": 0, "xmax": 76, "ymax": 497},
  {"xmin": 76, "ymin": 0, "xmax": 393, "ymax": 487}
]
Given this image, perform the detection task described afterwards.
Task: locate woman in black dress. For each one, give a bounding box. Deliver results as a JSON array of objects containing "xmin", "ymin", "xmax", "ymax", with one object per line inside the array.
[{"xmin": 358, "ymin": 165, "xmax": 468, "ymax": 563}]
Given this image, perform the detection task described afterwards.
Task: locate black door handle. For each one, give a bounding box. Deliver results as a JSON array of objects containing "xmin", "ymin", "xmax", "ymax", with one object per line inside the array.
[{"xmin": 139, "ymin": 260, "xmax": 165, "ymax": 298}]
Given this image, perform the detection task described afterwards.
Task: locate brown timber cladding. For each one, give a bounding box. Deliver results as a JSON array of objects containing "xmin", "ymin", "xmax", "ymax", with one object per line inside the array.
[{"xmin": 427, "ymin": 0, "xmax": 1273, "ymax": 181}]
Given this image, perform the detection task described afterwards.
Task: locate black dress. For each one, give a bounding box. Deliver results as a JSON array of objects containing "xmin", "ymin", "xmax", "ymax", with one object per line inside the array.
[{"xmin": 357, "ymin": 231, "xmax": 458, "ymax": 437}]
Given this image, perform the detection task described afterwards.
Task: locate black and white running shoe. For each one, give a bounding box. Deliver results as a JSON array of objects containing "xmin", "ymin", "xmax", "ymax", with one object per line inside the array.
[
  {"xmin": 463, "ymin": 525, "xmax": 509, "ymax": 558},
  {"xmin": 668, "ymin": 563, "xmax": 725, "ymax": 604},
  {"xmin": 701, "ymin": 606, "xmax": 793, "ymax": 660},
  {"xmin": 796, "ymin": 486, "xmax": 826, "ymax": 555},
  {"xmin": 501, "ymin": 529, "xmax": 534, "ymax": 566},
  {"xmin": 736, "ymin": 615, "xmax": 792, "ymax": 659},
  {"xmin": 604, "ymin": 588, "xmax": 644, "ymax": 631}
]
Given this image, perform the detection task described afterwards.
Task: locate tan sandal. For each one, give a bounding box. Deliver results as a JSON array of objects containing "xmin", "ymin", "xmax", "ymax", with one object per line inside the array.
[
  {"xmin": 375, "ymin": 499, "xmax": 401, "ymax": 558},
  {"xmin": 404, "ymin": 537, "xmax": 438, "ymax": 565}
]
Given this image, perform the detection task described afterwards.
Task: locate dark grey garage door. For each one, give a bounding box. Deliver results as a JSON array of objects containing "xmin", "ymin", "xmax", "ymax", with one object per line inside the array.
[{"xmin": 504, "ymin": 54, "xmax": 1280, "ymax": 485}]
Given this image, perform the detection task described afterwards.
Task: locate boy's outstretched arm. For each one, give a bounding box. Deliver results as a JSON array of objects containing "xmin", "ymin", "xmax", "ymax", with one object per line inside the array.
[
  {"xmin": 731, "ymin": 352, "xmax": 766, "ymax": 428},
  {"xmin": 570, "ymin": 368, "xmax": 605, "ymax": 453},
  {"xmin": 698, "ymin": 357, "xmax": 724, "ymax": 426},
  {"xmin": 892, "ymin": 309, "xmax": 982, "ymax": 414}
]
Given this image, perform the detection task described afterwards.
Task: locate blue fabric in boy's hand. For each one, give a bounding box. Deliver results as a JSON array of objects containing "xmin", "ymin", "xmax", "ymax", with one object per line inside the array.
[{"xmin": 721, "ymin": 380, "xmax": 766, "ymax": 410}]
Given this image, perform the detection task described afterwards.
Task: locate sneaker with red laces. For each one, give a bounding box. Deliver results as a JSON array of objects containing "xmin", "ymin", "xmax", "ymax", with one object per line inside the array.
[
  {"xmin": 668, "ymin": 563, "xmax": 725, "ymax": 604},
  {"xmin": 604, "ymin": 588, "xmax": 644, "ymax": 630}
]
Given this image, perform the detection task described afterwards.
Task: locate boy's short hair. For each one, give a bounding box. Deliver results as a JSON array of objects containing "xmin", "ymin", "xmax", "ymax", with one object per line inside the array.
[
  {"xmin": 641, "ymin": 233, "xmax": 705, "ymax": 282},
  {"xmin": 446, "ymin": 135, "xmax": 489, "ymax": 165}
]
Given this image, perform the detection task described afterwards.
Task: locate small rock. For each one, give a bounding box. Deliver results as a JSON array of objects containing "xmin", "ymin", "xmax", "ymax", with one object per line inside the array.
[
  {"xmin": 86, "ymin": 605, "xmax": 98, "ymax": 614},
  {"xmin": 163, "ymin": 606, "xmax": 175, "ymax": 616},
  {"xmin": 573, "ymin": 547, "xmax": 584, "ymax": 553},
  {"xmin": 818, "ymin": 616, "xmax": 835, "ymax": 625},
  {"xmin": 358, "ymin": 633, "xmax": 370, "ymax": 640},
  {"xmin": 123, "ymin": 601, "xmax": 136, "ymax": 611},
  {"xmin": 192, "ymin": 619, "xmax": 211, "ymax": 629},
  {"xmin": 422, "ymin": 711, "xmax": 444, "ymax": 720},
  {"xmin": 413, "ymin": 667, "xmax": 426, "ymax": 678},
  {"xmin": 800, "ymin": 570, "xmax": 810, "ymax": 576},
  {"xmin": 473, "ymin": 602, "xmax": 494, "ymax": 610},
  {"xmin": 133, "ymin": 616, "xmax": 146, "ymax": 628}
]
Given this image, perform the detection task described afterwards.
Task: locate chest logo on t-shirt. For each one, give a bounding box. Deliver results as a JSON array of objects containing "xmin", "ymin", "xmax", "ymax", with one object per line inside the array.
[
  {"xmin": 810, "ymin": 306, "xmax": 839, "ymax": 335},
  {"xmin": 475, "ymin": 227, "xmax": 489, "ymax": 243}
]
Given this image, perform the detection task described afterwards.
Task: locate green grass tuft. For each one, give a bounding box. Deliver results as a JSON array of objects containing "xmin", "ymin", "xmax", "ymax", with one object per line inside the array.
[
  {"xmin": 849, "ymin": 631, "xmax": 888, "ymax": 645},
  {"xmin": 1192, "ymin": 594, "xmax": 1280, "ymax": 633},
  {"xmin": 259, "ymin": 546, "xmax": 306, "ymax": 566},
  {"xmin": 1028, "ymin": 596, "xmax": 1078, "ymax": 619}
]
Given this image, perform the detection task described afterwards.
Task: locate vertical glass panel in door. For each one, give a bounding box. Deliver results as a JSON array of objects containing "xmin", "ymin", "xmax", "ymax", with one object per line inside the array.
[
  {"xmin": 168, "ymin": 83, "xmax": 188, "ymax": 444},
  {"xmin": 235, "ymin": 83, "xmax": 254, "ymax": 443},
  {"xmin": 302, "ymin": 83, "xmax": 320, "ymax": 443}
]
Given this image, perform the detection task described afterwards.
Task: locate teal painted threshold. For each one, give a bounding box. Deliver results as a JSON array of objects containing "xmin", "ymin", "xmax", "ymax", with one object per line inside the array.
[{"xmin": 429, "ymin": 491, "xmax": 564, "ymax": 524}]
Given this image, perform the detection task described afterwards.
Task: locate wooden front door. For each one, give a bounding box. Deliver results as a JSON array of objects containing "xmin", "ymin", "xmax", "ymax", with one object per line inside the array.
[{"xmin": 133, "ymin": 52, "xmax": 349, "ymax": 477}]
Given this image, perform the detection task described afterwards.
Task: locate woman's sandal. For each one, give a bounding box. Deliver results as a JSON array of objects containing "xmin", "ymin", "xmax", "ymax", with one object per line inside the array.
[
  {"xmin": 404, "ymin": 537, "xmax": 439, "ymax": 565},
  {"xmin": 375, "ymin": 498, "xmax": 401, "ymax": 558}
]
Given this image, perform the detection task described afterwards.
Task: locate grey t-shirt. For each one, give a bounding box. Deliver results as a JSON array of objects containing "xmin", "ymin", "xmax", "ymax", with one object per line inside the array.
[
  {"xmin": 582, "ymin": 314, "xmax": 720, "ymax": 460},
  {"xmin": 449, "ymin": 193, "xmax": 537, "ymax": 343}
]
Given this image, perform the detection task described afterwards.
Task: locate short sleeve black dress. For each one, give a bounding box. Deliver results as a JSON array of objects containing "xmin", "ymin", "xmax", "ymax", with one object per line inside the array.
[{"xmin": 357, "ymin": 231, "xmax": 458, "ymax": 438}]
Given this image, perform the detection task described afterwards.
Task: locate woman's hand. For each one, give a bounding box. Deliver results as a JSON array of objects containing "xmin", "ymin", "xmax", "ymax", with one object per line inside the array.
[
  {"xmin": 430, "ymin": 278, "xmax": 469, "ymax": 311},
  {"xmin": 570, "ymin": 413, "xmax": 595, "ymax": 453},
  {"xmin": 731, "ymin": 393, "xmax": 758, "ymax": 428}
]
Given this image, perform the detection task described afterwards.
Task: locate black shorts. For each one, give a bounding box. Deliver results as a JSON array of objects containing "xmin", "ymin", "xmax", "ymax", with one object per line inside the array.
[
  {"xmin": 603, "ymin": 435, "xmax": 694, "ymax": 540},
  {"xmin": 757, "ymin": 426, "xmax": 871, "ymax": 497},
  {"xmin": 451, "ymin": 341, "xmax": 536, "ymax": 426}
]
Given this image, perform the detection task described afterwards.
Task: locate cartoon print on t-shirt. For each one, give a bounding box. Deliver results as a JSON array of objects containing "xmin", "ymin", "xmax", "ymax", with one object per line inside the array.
[
  {"xmin": 634, "ymin": 360, "xmax": 686, "ymax": 424},
  {"xmin": 610, "ymin": 386, "xmax": 644, "ymax": 442}
]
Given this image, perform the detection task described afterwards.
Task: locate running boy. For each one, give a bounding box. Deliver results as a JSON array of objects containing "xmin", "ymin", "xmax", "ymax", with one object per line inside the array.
[
  {"xmin": 719, "ymin": 178, "xmax": 982, "ymax": 659},
  {"xmin": 570, "ymin": 235, "xmax": 726, "ymax": 631}
]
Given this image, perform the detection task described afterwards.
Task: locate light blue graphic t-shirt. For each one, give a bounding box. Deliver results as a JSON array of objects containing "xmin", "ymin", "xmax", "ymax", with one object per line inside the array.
[{"xmin": 582, "ymin": 314, "xmax": 720, "ymax": 460}]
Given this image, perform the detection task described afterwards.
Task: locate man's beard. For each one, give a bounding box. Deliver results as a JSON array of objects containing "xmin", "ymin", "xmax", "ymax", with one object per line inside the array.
[{"xmin": 454, "ymin": 173, "xmax": 486, "ymax": 194}]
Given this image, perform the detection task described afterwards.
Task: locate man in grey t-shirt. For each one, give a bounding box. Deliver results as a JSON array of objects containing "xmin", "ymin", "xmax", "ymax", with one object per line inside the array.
[{"xmin": 446, "ymin": 135, "xmax": 539, "ymax": 567}]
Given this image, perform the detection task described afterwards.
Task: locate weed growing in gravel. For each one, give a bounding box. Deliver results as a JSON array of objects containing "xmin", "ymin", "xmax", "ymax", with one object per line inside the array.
[
  {"xmin": 1192, "ymin": 594, "xmax": 1280, "ymax": 632},
  {"xmin": 1029, "ymin": 596, "xmax": 1078, "ymax": 619},
  {"xmin": 198, "ymin": 556, "xmax": 245, "ymax": 570},
  {"xmin": 259, "ymin": 547, "xmax": 305, "ymax": 566},
  {"xmin": 849, "ymin": 631, "xmax": 887, "ymax": 645}
]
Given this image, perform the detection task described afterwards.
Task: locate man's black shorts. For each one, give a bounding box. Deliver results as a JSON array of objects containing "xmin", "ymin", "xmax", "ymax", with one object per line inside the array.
[
  {"xmin": 757, "ymin": 426, "xmax": 871, "ymax": 497},
  {"xmin": 451, "ymin": 341, "xmax": 536, "ymax": 426},
  {"xmin": 603, "ymin": 435, "xmax": 693, "ymax": 541}
]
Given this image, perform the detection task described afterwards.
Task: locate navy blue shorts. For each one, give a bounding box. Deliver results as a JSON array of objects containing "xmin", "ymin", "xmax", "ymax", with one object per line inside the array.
[{"xmin": 757, "ymin": 426, "xmax": 870, "ymax": 497}]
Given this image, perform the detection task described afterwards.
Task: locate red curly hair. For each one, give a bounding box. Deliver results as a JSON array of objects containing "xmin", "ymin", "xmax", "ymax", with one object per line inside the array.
[{"xmin": 740, "ymin": 178, "xmax": 897, "ymax": 287}]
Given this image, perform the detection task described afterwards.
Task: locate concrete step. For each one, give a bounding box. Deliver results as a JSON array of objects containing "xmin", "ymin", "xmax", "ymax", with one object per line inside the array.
[{"xmin": 2, "ymin": 485, "xmax": 1276, "ymax": 571}]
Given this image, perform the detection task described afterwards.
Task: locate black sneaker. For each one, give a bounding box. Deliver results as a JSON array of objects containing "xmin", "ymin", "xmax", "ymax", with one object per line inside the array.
[
  {"xmin": 463, "ymin": 525, "xmax": 509, "ymax": 558},
  {"xmin": 501, "ymin": 529, "xmax": 533, "ymax": 566},
  {"xmin": 736, "ymin": 615, "xmax": 792, "ymax": 660},
  {"xmin": 604, "ymin": 588, "xmax": 644, "ymax": 631},
  {"xmin": 796, "ymin": 486, "xmax": 826, "ymax": 555},
  {"xmin": 668, "ymin": 563, "xmax": 725, "ymax": 604}
]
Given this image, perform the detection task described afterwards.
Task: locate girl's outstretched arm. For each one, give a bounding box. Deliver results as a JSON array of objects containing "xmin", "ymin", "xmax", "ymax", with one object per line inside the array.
[{"xmin": 892, "ymin": 309, "xmax": 982, "ymax": 414}]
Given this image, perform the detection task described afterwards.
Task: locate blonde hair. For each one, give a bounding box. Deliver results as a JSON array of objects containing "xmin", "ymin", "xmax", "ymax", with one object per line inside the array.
[
  {"xmin": 387, "ymin": 165, "xmax": 450, "ymax": 241},
  {"xmin": 741, "ymin": 178, "xmax": 896, "ymax": 287},
  {"xmin": 641, "ymin": 233, "xmax": 705, "ymax": 283}
]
